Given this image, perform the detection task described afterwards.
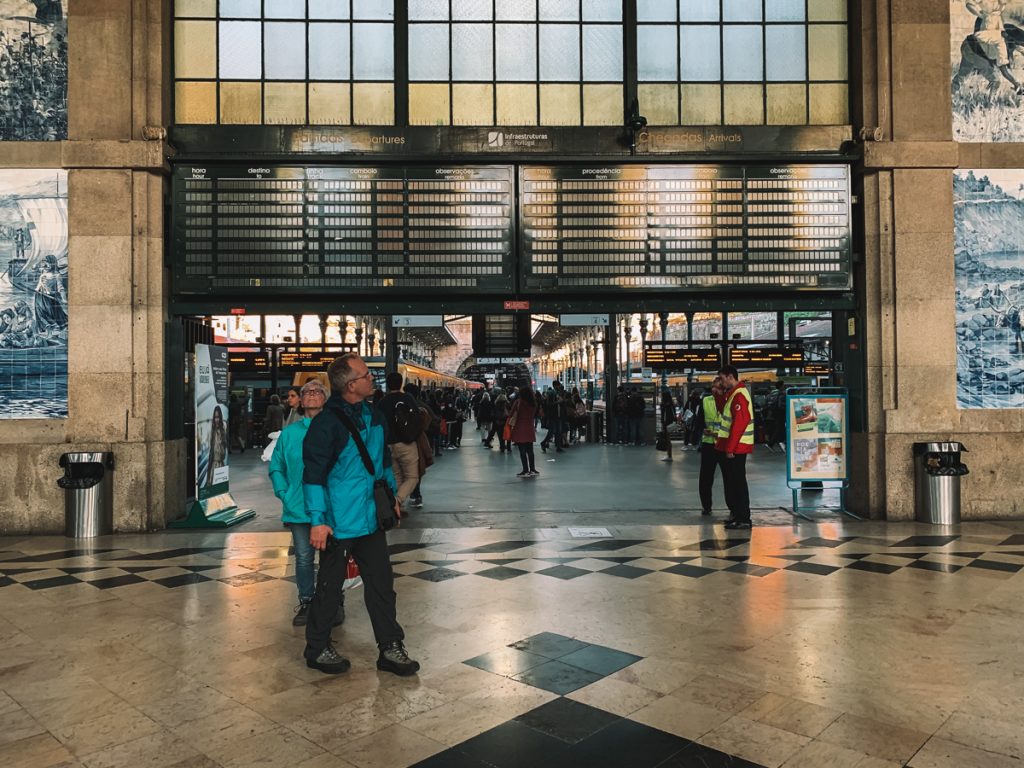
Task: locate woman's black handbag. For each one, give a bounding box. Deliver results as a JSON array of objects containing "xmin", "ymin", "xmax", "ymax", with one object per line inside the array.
[{"xmin": 336, "ymin": 410, "xmax": 399, "ymax": 531}]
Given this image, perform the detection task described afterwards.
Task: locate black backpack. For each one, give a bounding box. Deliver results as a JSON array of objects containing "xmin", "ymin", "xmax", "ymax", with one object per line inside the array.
[{"xmin": 390, "ymin": 398, "xmax": 423, "ymax": 443}]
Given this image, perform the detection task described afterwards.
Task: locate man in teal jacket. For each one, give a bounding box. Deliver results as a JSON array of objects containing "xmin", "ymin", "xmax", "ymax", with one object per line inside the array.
[
  {"xmin": 268, "ymin": 379, "xmax": 344, "ymax": 627},
  {"xmin": 301, "ymin": 353, "xmax": 419, "ymax": 677}
]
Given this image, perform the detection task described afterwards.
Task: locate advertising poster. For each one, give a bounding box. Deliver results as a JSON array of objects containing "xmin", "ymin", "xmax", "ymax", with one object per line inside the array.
[
  {"xmin": 195, "ymin": 343, "xmax": 230, "ymax": 500},
  {"xmin": 0, "ymin": 169, "xmax": 67, "ymax": 419},
  {"xmin": 786, "ymin": 395, "xmax": 847, "ymax": 481},
  {"xmin": 0, "ymin": 1, "xmax": 67, "ymax": 141},
  {"xmin": 954, "ymin": 169, "xmax": 1024, "ymax": 408}
]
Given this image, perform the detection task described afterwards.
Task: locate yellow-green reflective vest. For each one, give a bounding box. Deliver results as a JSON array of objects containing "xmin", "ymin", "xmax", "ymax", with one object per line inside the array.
[
  {"xmin": 716, "ymin": 385, "xmax": 755, "ymax": 445},
  {"xmin": 701, "ymin": 396, "xmax": 720, "ymax": 444}
]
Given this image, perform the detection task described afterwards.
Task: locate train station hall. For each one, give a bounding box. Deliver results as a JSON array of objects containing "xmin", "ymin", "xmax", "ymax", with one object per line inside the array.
[{"xmin": 1, "ymin": 2, "xmax": 1024, "ymax": 767}]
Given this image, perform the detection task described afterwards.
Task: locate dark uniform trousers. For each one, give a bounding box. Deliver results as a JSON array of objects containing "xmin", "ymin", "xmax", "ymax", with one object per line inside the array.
[
  {"xmin": 698, "ymin": 444, "xmax": 721, "ymax": 511},
  {"xmin": 719, "ymin": 452, "xmax": 751, "ymax": 524},
  {"xmin": 304, "ymin": 527, "xmax": 404, "ymax": 660}
]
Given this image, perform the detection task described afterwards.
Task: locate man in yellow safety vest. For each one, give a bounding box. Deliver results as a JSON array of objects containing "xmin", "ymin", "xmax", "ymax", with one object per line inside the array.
[
  {"xmin": 695, "ymin": 376, "xmax": 726, "ymax": 516},
  {"xmin": 715, "ymin": 365, "xmax": 754, "ymax": 530}
]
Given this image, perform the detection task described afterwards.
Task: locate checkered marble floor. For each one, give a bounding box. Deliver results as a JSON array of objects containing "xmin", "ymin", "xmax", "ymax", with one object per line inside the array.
[{"xmin": 1, "ymin": 520, "xmax": 1024, "ymax": 767}]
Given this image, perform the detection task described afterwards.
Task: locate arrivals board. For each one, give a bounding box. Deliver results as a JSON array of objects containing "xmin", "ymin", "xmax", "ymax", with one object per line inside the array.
[
  {"xmin": 173, "ymin": 165, "xmax": 514, "ymax": 295},
  {"xmin": 520, "ymin": 165, "xmax": 851, "ymax": 292},
  {"xmin": 643, "ymin": 343, "xmax": 722, "ymax": 371}
]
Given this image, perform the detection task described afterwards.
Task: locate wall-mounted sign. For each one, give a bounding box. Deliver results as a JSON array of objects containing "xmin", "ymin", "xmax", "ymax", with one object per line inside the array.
[
  {"xmin": 392, "ymin": 315, "xmax": 444, "ymax": 328},
  {"xmin": 503, "ymin": 300, "xmax": 530, "ymax": 310},
  {"xmin": 786, "ymin": 394, "xmax": 848, "ymax": 482},
  {"xmin": 560, "ymin": 314, "xmax": 610, "ymax": 326},
  {"xmin": 729, "ymin": 347, "xmax": 804, "ymax": 367}
]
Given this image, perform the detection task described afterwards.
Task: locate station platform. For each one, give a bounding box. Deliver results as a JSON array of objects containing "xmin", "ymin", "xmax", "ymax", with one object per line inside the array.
[
  {"xmin": 229, "ymin": 436, "xmax": 832, "ymax": 532},
  {"xmin": 2, "ymin": 515, "xmax": 1023, "ymax": 767}
]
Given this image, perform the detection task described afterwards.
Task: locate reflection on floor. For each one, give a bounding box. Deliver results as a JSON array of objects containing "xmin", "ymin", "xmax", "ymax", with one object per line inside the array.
[{"xmin": 2, "ymin": 520, "xmax": 1023, "ymax": 767}]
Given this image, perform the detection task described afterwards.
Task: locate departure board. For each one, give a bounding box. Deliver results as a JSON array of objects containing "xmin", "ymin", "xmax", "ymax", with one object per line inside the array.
[
  {"xmin": 520, "ymin": 165, "xmax": 851, "ymax": 292},
  {"xmin": 728, "ymin": 347, "xmax": 805, "ymax": 367},
  {"xmin": 173, "ymin": 166, "xmax": 514, "ymax": 295},
  {"xmin": 644, "ymin": 344, "xmax": 722, "ymax": 371}
]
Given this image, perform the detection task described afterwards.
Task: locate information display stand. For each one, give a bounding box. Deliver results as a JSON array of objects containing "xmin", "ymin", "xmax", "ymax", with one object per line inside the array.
[{"xmin": 784, "ymin": 387, "xmax": 860, "ymax": 520}]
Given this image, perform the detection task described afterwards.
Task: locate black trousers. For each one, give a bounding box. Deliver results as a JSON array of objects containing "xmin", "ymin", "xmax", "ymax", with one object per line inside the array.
[
  {"xmin": 516, "ymin": 442, "xmax": 536, "ymax": 472},
  {"xmin": 304, "ymin": 527, "xmax": 404, "ymax": 660},
  {"xmin": 719, "ymin": 452, "xmax": 750, "ymax": 523},
  {"xmin": 698, "ymin": 444, "xmax": 720, "ymax": 512}
]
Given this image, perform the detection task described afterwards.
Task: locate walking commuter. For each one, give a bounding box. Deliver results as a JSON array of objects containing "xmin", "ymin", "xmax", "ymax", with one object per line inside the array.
[
  {"xmin": 681, "ymin": 390, "xmax": 702, "ymax": 450},
  {"xmin": 283, "ymin": 387, "xmax": 303, "ymax": 427},
  {"xmin": 627, "ymin": 387, "xmax": 646, "ymax": 445},
  {"xmin": 268, "ymin": 380, "xmax": 345, "ymax": 627},
  {"xmin": 403, "ymin": 383, "xmax": 432, "ymax": 508},
  {"xmin": 613, "ymin": 385, "xmax": 629, "ymax": 443},
  {"xmin": 540, "ymin": 385, "xmax": 563, "ymax": 453},
  {"xmin": 509, "ymin": 385, "xmax": 539, "ymax": 477},
  {"xmin": 659, "ymin": 389, "xmax": 676, "ymax": 462},
  {"xmin": 715, "ymin": 366, "xmax": 755, "ymax": 530},
  {"xmin": 228, "ymin": 394, "xmax": 245, "ymax": 453},
  {"xmin": 265, "ymin": 394, "xmax": 285, "ymax": 436},
  {"xmin": 693, "ymin": 377, "xmax": 726, "ymax": 516},
  {"xmin": 477, "ymin": 391, "xmax": 494, "ymax": 439},
  {"xmin": 378, "ymin": 372, "xmax": 424, "ymax": 513},
  {"xmin": 301, "ymin": 353, "xmax": 419, "ymax": 676}
]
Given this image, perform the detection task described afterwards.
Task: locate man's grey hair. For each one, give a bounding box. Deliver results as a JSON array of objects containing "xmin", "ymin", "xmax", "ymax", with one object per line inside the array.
[
  {"xmin": 300, "ymin": 379, "xmax": 327, "ymax": 396},
  {"xmin": 327, "ymin": 352, "xmax": 361, "ymax": 392}
]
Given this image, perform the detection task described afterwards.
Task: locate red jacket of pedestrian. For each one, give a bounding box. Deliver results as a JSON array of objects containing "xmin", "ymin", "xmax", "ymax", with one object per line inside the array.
[
  {"xmin": 715, "ymin": 381, "xmax": 753, "ymax": 455},
  {"xmin": 508, "ymin": 398, "xmax": 537, "ymax": 444}
]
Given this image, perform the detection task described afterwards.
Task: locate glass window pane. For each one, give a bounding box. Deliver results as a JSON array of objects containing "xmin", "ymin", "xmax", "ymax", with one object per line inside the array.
[
  {"xmin": 724, "ymin": 83, "xmax": 763, "ymax": 123},
  {"xmin": 453, "ymin": 0, "xmax": 493, "ymax": 20},
  {"xmin": 353, "ymin": 0, "xmax": 393, "ymax": 19},
  {"xmin": 583, "ymin": 25, "xmax": 622, "ymax": 82},
  {"xmin": 175, "ymin": 20, "xmax": 216, "ymax": 79},
  {"xmin": 723, "ymin": 26, "xmax": 763, "ymax": 81},
  {"xmin": 584, "ymin": 0, "xmax": 622, "ymax": 21},
  {"xmin": 583, "ymin": 83, "xmax": 621, "ymax": 125},
  {"xmin": 681, "ymin": 83, "xmax": 721, "ymax": 124},
  {"xmin": 679, "ymin": 0, "xmax": 719, "ymax": 21},
  {"xmin": 809, "ymin": 83, "xmax": 848, "ymax": 123},
  {"xmin": 766, "ymin": 0, "xmax": 805, "ymax": 21},
  {"xmin": 219, "ymin": 21, "xmax": 262, "ymax": 79},
  {"xmin": 453, "ymin": 24, "xmax": 494, "ymax": 81},
  {"xmin": 638, "ymin": 0, "xmax": 676, "ymax": 21},
  {"xmin": 809, "ymin": 25, "xmax": 847, "ymax": 80},
  {"xmin": 540, "ymin": 83, "xmax": 580, "ymax": 124},
  {"xmin": 264, "ymin": 82, "xmax": 306, "ymax": 123},
  {"xmin": 353, "ymin": 23, "xmax": 394, "ymax": 78},
  {"xmin": 219, "ymin": 0, "xmax": 259, "ymax": 18},
  {"xmin": 728, "ymin": 312, "xmax": 778, "ymax": 340},
  {"xmin": 175, "ymin": 81, "xmax": 217, "ymax": 123},
  {"xmin": 453, "ymin": 82, "xmax": 494, "ymax": 124},
  {"xmin": 680, "ymin": 26, "xmax": 720, "ymax": 81},
  {"xmin": 176, "ymin": 0, "xmax": 215, "ymax": 17},
  {"xmin": 809, "ymin": 0, "xmax": 846, "ymax": 22},
  {"xmin": 409, "ymin": 24, "xmax": 450, "ymax": 80},
  {"xmin": 409, "ymin": 0, "xmax": 449, "ymax": 20},
  {"xmin": 766, "ymin": 25, "xmax": 806, "ymax": 81},
  {"xmin": 638, "ymin": 83, "xmax": 678, "ymax": 125},
  {"xmin": 723, "ymin": 0, "xmax": 761, "ymax": 21},
  {"xmin": 540, "ymin": 0, "xmax": 578, "ymax": 21},
  {"xmin": 540, "ymin": 25, "xmax": 580, "ymax": 81},
  {"xmin": 496, "ymin": 24, "xmax": 538, "ymax": 81},
  {"xmin": 496, "ymin": 0, "xmax": 536, "ymax": 20},
  {"xmin": 767, "ymin": 83, "xmax": 806, "ymax": 124},
  {"xmin": 220, "ymin": 81, "xmax": 262, "ymax": 123},
  {"xmin": 264, "ymin": 23, "xmax": 306, "ymax": 80},
  {"xmin": 409, "ymin": 83, "xmax": 451, "ymax": 124},
  {"xmin": 638, "ymin": 25, "xmax": 677, "ymax": 81},
  {"xmin": 310, "ymin": 23, "xmax": 350, "ymax": 80},
  {"xmin": 353, "ymin": 82, "xmax": 394, "ymax": 123},
  {"xmin": 496, "ymin": 83, "xmax": 537, "ymax": 124},
  {"xmin": 265, "ymin": 0, "xmax": 305, "ymax": 18},
  {"xmin": 309, "ymin": 82, "xmax": 350, "ymax": 124},
  {"xmin": 309, "ymin": 0, "xmax": 350, "ymax": 20}
]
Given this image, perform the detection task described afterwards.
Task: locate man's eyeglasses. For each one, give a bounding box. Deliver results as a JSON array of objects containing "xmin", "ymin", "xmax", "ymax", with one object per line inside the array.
[{"xmin": 348, "ymin": 371, "xmax": 373, "ymax": 384}]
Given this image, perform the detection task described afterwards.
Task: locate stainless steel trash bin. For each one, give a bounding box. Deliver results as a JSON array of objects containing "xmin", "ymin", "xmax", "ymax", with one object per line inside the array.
[
  {"xmin": 58, "ymin": 452, "xmax": 115, "ymax": 537},
  {"xmin": 587, "ymin": 411, "xmax": 604, "ymax": 443},
  {"xmin": 913, "ymin": 442, "xmax": 968, "ymax": 525}
]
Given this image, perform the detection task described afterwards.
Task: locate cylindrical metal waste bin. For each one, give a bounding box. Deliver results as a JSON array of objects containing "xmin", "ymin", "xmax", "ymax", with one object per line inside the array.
[
  {"xmin": 58, "ymin": 452, "xmax": 115, "ymax": 537},
  {"xmin": 913, "ymin": 442, "xmax": 968, "ymax": 525},
  {"xmin": 587, "ymin": 411, "xmax": 604, "ymax": 443}
]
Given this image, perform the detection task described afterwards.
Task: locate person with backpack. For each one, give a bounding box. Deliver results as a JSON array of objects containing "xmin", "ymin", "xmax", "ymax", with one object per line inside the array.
[{"xmin": 377, "ymin": 371, "xmax": 424, "ymax": 513}]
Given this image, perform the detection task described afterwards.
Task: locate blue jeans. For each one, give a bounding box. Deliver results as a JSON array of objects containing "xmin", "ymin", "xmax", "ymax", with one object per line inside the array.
[{"xmin": 287, "ymin": 523, "xmax": 315, "ymax": 603}]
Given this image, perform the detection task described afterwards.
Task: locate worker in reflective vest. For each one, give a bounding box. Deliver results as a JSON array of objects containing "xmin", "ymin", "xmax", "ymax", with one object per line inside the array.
[
  {"xmin": 715, "ymin": 365, "xmax": 754, "ymax": 530},
  {"xmin": 695, "ymin": 376, "xmax": 726, "ymax": 516}
]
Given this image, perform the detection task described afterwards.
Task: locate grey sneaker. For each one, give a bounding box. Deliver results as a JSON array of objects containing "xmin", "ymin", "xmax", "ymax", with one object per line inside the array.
[
  {"xmin": 376, "ymin": 641, "xmax": 420, "ymax": 676},
  {"xmin": 306, "ymin": 643, "xmax": 350, "ymax": 674},
  {"xmin": 292, "ymin": 601, "xmax": 310, "ymax": 627},
  {"xmin": 409, "ymin": 497, "xmax": 423, "ymax": 509}
]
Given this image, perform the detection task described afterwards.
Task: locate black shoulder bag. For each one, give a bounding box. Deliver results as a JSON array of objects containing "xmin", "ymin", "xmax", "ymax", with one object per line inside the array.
[{"xmin": 335, "ymin": 408, "xmax": 399, "ymax": 532}]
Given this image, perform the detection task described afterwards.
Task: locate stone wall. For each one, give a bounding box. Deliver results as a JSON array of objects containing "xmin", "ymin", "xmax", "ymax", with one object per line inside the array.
[{"xmin": 0, "ymin": 0, "xmax": 182, "ymax": 534}]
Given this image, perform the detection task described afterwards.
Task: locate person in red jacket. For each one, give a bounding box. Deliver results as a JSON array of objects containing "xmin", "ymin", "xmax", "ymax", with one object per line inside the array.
[{"xmin": 714, "ymin": 365, "xmax": 754, "ymax": 530}]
